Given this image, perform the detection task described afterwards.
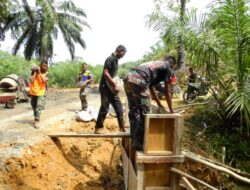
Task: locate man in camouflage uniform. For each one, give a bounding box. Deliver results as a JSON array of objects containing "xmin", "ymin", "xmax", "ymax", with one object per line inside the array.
[{"xmin": 123, "ymin": 56, "xmax": 176, "ymax": 150}]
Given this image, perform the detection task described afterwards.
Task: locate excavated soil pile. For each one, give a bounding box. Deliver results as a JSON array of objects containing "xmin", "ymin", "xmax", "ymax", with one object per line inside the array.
[{"xmin": 0, "ymin": 118, "xmax": 124, "ymax": 190}]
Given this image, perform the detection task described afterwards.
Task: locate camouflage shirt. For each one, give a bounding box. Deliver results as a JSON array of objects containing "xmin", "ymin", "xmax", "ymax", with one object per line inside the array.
[{"xmin": 133, "ymin": 61, "xmax": 174, "ymax": 87}]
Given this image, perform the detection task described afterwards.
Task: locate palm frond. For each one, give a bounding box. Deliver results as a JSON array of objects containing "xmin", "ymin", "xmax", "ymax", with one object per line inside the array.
[
  {"xmin": 57, "ymin": 0, "xmax": 87, "ymax": 17},
  {"xmin": 12, "ymin": 25, "xmax": 30, "ymax": 55},
  {"xmin": 24, "ymin": 23, "xmax": 38, "ymax": 60}
]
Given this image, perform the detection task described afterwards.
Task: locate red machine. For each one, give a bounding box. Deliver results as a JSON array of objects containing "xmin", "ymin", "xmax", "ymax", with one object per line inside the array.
[{"xmin": 0, "ymin": 74, "xmax": 30, "ymax": 108}]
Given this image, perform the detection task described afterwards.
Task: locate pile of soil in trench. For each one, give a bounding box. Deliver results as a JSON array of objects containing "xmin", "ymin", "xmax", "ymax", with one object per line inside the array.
[{"xmin": 0, "ymin": 117, "xmax": 124, "ymax": 190}]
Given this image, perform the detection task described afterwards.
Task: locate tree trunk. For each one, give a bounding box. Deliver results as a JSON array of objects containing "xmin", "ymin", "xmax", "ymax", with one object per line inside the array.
[{"xmin": 177, "ymin": 0, "xmax": 186, "ymax": 70}]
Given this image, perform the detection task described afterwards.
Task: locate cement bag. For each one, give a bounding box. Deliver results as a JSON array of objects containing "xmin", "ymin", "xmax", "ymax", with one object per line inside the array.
[{"xmin": 75, "ymin": 106, "xmax": 98, "ymax": 122}]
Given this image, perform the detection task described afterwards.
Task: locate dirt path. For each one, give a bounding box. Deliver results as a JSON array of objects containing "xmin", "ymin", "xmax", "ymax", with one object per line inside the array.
[{"xmin": 0, "ymin": 88, "xmax": 101, "ymax": 158}]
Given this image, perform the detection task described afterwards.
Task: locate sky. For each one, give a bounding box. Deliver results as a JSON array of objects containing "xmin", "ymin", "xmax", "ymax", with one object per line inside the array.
[{"xmin": 0, "ymin": 0, "xmax": 211, "ymax": 65}]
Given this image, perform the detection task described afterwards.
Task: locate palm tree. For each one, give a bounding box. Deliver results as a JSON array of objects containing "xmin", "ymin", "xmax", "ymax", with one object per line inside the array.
[
  {"xmin": 211, "ymin": 0, "xmax": 250, "ymax": 134},
  {"xmin": 3, "ymin": 0, "xmax": 90, "ymax": 61},
  {"xmin": 0, "ymin": 0, "xmax": 10, "ymax": 40},
  {"xmin": 146, "ymin": 0, "xmax": 187, "ymax": 69},
  {"xmin": 148, "ymin": 0, "xmax": 250, "ymax": 133},
  {"xmin": 177, "ymin": 0, "xmax": 186, "ymax": 69}
]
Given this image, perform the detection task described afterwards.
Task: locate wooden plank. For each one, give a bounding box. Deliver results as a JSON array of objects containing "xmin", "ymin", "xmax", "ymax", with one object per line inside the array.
[
  {"xmin": 144, "ymin": 163, "xmax": 171, "ymax": 187},
  {"xmin": 145, "ymin": 151, "xmax": 173, "ymax": 156},
  {"xmin": 146, "ymin": 113, "xmax": 183, "ymax": 119},
  {"xmin": 48, "ymin": 132, "xmax": 131, "ymax": 138},
  {"xmin": 173, "ymin": 116, "xmax": 184, "ymax": 155},
  {"xmin": 170, "ymin": 168, "xmax": 218, "ymax": 190},
  {"xmin": 183, "ymin": 151, "xmax": 250, "ymax": 185},
  {"xmin": 170, "ymin": 163, "xmax": 181, "ymax": 190},
  {"xmin": 136, "ymin": 151, "xmax": 184, "ymax": 164},
  {"xmin": 121, "ymin": 145, "xmax": 129, "ymax": 190},
  {"xmin": 129, "ymin": 158, "xmax": 137, "ymax": 190},
  {"xmin": 137, "ymin": 163, "xmax": 144, "ymax": 190},
  {"xmin": 181, "ymin": 177, "xmax": 197, "ymax": 190},
  {"xmin": 146, "ymin": 187, "xmax": 170, "ymax": 190}
]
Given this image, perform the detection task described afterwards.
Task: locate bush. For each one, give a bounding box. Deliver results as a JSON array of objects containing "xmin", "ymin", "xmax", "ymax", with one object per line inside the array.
[
  {"xmin": 49, "ymin": 61, "xmax": 80, "ymax": 87},
  {"xmin": 0, "ymin": 51, "xmax": 38, "ymax": 78},
  {"xmin": 49, "ymin": 61, "xmax": 104, "ymax": 87}
]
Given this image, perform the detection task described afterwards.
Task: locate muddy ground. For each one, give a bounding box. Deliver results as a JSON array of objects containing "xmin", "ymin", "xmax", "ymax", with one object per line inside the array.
[{"xmin": 0, "ymin": 88, "xmax": 126, "ymax": 190}]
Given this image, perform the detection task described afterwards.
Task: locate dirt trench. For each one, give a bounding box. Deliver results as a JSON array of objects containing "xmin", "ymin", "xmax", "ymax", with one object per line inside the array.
[
  {"xmin": 0, "ymin": 88, "xmax": 124, "ymax": 190},
  {"xmin": 0, "ymin": 119, "xmax": 124, "ymax": 190}
]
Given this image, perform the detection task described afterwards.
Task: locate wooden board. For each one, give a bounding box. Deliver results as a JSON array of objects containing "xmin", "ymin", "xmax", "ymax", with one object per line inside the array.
[
  {"xmin": 173, "ymin": 117, "xmax": 184, "ymax": 155},
  {"xmin": 48, "ymin": 132, "xmax": 131, "ymax": 138},
  {"xmin": 121, "ymin": 145, "xmax": 129, "ymax": 190},
  {"xmin": 129, "ymin": 157, "xmax": 137, "ymax": 190},
  {"xmin": 136, "ymin": 151, "xmax": 184, "ymax": 164},
  {"xmin": 144, "ymin": 163, "xmax": 171, "ymax": 188},
  {"xmin": 146, "ymin": 187, "xmax": 170, "ymax": 190}
]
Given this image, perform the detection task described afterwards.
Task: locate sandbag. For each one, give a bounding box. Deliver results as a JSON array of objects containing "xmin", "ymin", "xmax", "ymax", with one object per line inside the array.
[{"xmin": 75, "ymin": 106, "xmax": 98, "ymax": 122}]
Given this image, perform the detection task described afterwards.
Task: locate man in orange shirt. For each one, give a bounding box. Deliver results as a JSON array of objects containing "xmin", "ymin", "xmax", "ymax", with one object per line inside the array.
[{"xmin": 29, "ymin": 60, "xmax": 48, "ymax": 128}]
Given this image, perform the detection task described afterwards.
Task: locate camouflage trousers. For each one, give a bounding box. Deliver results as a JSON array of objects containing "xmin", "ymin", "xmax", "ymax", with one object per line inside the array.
[
  {"xmin": 123, "ymin": 70, "xmax": 150, "ymax": 150},
  {"xmin": 79, "ymin": 87, "xmax": 89, "ymax": 110},
  {"xmin": 30, "ymin": 95, "xmax": 46, "ymax": 121}
]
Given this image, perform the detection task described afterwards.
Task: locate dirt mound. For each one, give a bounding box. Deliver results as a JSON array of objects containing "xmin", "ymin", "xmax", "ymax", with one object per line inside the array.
[{"xmin": 0, "ymin": 118, "xmax": 124, "ymax": 190}]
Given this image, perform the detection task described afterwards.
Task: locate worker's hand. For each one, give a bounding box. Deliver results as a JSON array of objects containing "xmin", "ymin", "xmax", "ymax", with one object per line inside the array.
[
  {"xmin": 36, "ymin": 67, "xmax": 41, "ymax": 73},
  {"xmin": 78, "ymin": 81, "xmax": 86, "ymax": 89}
]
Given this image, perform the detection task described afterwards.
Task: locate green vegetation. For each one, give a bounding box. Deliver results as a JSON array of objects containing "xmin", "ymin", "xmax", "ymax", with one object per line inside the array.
[
  {"xmin": 49, "ymin": 61, "xmax": 103, "ymax": 87},
  {"xmin": 147, "ymin": 0, "xmax": 250, "ymax": 173},
  {"xmin": 0, "ymin": 0, "xmax": 9, "ymax": 40},
  {"xmin": 0, "ymin": 50, "xmax": 38, "ymax": 78},
  {"xmin": 3, "ymin": 0, "xmax": 89, "ymax": 61},
  {"xmin": 186, "ymin": 103, "xmax": 250, "ymax": 173},
  {"xmin": 0, "ymin": 50, "xmax": 104, "ymax": 87},
  {"xmin": 148, "ymin": 0, "xmax": 250, "ymax": 131}
]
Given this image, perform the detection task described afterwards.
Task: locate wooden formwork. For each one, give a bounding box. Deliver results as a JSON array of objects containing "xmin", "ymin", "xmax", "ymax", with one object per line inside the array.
[
  {"xmin": 143, "ymin": 113, "xmax": 183, "ymax": 155},
  {"xmin": 122, "ymin": 147, "xmax": 185, "ymax": 190},
  {"xmin": 122, "ymin": 113, "xmax": 184, "ymax": 190},
  {"xmin": 136, "ymin": 151, "xmax": 184, "ymax": 190}
]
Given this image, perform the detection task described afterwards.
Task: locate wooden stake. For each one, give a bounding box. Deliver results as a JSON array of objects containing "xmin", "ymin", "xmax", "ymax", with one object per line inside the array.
[
  {"xmin": 170, "ymin": 168, "xmax": 217, "ymax": 190},
  {"xmin": 181, "ymin": 177, "xmax": 197, "ymax": 190}
]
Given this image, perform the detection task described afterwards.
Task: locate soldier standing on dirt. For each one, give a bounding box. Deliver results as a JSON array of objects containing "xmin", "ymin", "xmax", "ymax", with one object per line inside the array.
[
  {"xmin": 123, "ymin": 56, "xmax": 177, "ymax": 150},
  {"xmin": 94, "ymin": 45, "xmax": 127, "ymax": 134},
  {"xmin": 78, "ymin": 63, "xmax": 93, "ymax": 111},
  {"xmin": 29, "ymin": 60, "xmax": 49, "ymax": 129}
]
